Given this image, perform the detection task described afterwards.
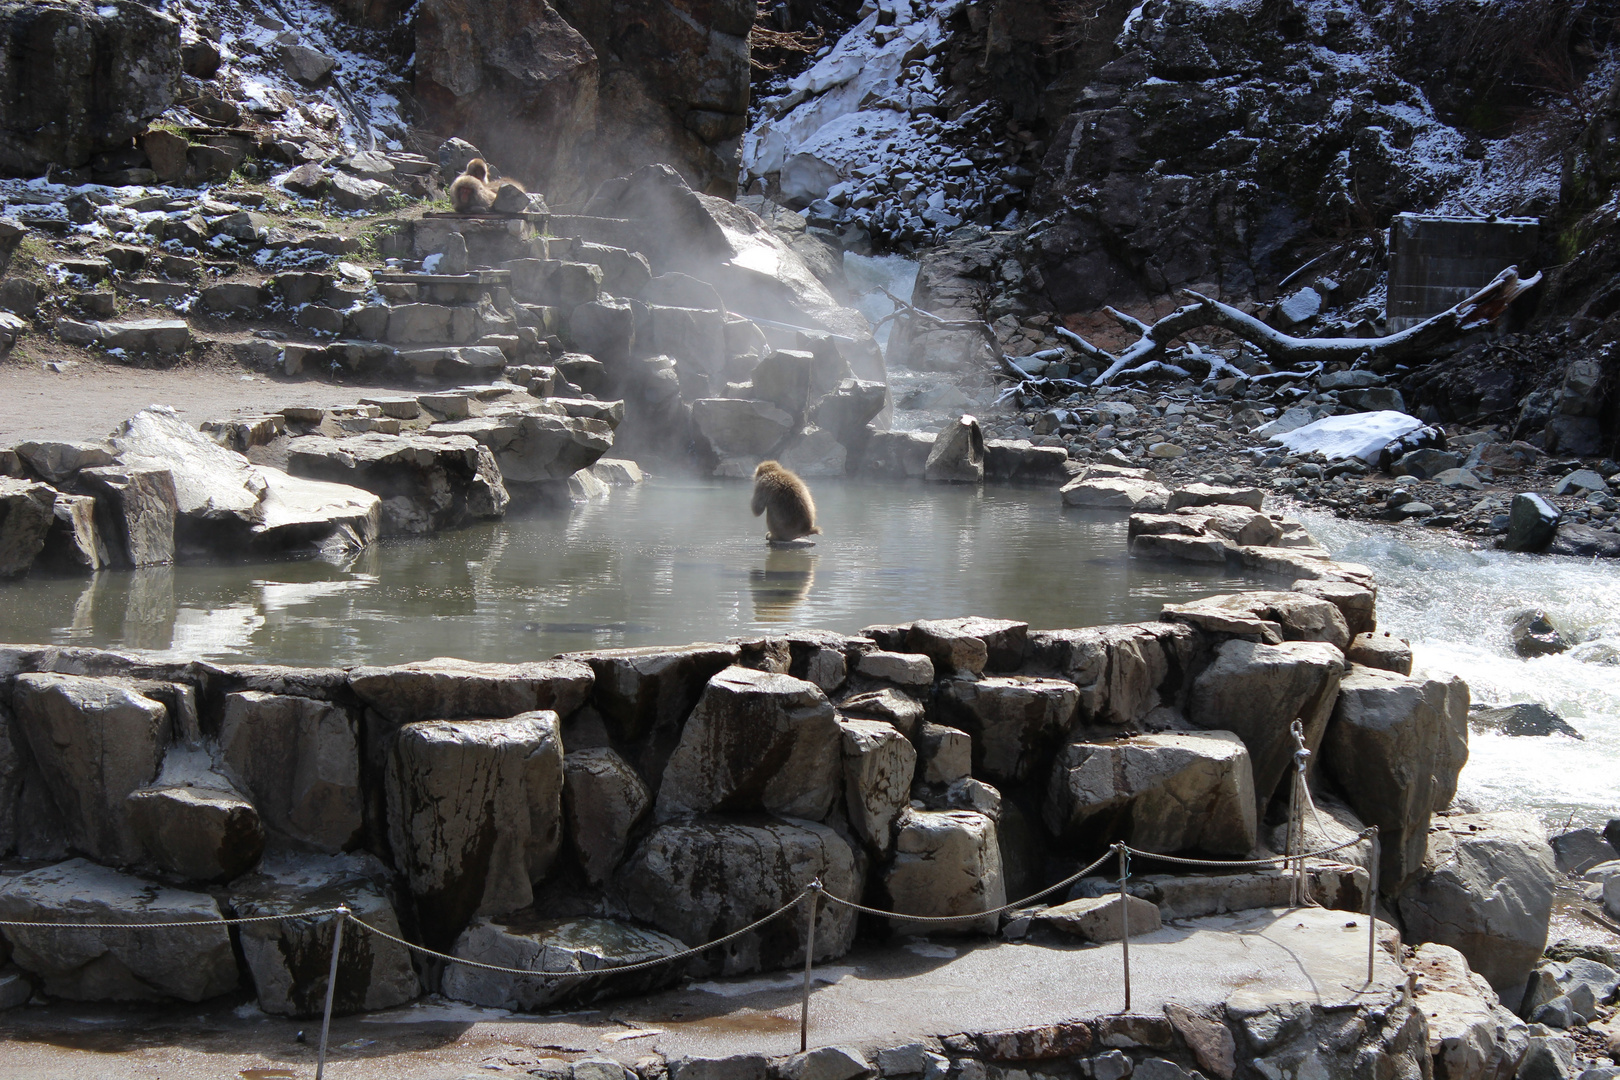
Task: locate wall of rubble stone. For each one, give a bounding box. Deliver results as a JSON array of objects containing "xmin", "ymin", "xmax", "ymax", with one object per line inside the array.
[{"xmin": 0, "ymin": 522, "xmax": 1559, "ymax": 1025}]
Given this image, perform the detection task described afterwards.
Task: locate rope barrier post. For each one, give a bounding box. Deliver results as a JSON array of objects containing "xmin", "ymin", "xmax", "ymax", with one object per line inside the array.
[
  {"xmin": 800, "ymin": 881, "xmax": 821, "ymax": 1053},
  {"xmin": 1117, "ymin": 844, "xmax": 1131, "ymax": 1013},
  {"xmin": 315, "ymin": 904, "xmax": 350, "ymax": 1080},
  {"xmin": 1366, "ymin": 828, "xmax": 1380, "ymax": 986}
]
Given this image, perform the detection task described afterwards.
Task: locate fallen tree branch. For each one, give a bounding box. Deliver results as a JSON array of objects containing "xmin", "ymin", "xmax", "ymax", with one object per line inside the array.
[{"xmin": 1057, "ymin": 265, "xmax": 1541, "ymax": 387}]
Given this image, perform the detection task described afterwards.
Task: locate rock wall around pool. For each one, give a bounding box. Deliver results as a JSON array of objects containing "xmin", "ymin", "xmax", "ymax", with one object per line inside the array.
[{"xmin": 0, "ymin": 539, "xmax": 1559, "ymax": 1020}]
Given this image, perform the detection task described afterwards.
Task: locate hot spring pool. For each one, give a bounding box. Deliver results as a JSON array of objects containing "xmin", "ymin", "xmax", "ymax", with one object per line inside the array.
[{"xmin": 0, "ymin": 478, "xmax": 1276, "ymax": 667}]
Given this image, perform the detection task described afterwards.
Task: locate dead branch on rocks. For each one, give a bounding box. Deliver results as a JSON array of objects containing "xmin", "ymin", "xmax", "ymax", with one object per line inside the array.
[{"xmin": 1060, "ymin": 265, "xmax": 1542, "ymax": 387}]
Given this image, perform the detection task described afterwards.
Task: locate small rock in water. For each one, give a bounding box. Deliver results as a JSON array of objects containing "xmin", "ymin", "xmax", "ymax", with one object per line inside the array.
[
  {"xmin": 1510, "ymin": 610, "xmax": 1572, "ymax": 658},
  {"xmin": 1469, "ymin": 702, "xmax": 1582, "ymax": 739},
  {"xmin": 1504, "ymin": 493, "xmax": 1560, "ymax": 552}
]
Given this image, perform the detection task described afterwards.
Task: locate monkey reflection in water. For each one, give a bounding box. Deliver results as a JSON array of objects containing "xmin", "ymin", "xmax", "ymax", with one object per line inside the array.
[{"xmin": 751, "ymin": 546, "xmax": 817, "ymax": 624}]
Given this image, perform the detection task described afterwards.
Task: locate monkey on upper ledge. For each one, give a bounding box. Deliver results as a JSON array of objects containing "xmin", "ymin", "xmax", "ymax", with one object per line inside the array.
[
  {"xmin": 449, "ymin": 158, "xmax": 528, "ymax": 214},
  {"xmin": 751, "ymin": 460, "xmax": 821, "ymax": 544}
]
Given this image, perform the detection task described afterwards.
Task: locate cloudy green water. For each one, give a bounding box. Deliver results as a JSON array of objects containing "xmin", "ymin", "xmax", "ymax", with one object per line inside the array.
[{"xmin": 0, "ymin": 479, "xmax": 1269, "ymax": 668}]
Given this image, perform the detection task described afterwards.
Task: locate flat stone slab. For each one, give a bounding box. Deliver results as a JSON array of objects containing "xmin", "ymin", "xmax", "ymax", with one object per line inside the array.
[{"xmin": 0, "ymin": 907, "xmax": 1402, "ymax": 1077}]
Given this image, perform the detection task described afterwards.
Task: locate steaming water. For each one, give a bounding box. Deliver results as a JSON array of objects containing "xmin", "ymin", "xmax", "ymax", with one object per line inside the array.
[
  {"xmin": 0, "ymin": 480, "xmax": 1272, "ymax": 669},
  {"xmin": 1301, "ymin": 512, "xmax": 1620, "ymax": 827},
  {"xmin": 845, "ymin": 252, "xmax": 918, "ymax": 358}
]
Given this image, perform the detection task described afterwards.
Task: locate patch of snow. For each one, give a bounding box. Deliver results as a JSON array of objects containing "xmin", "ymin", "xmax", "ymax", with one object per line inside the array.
[{"xmin": 1269, "ymin": 410, "xmax": 1424, "ymax": 462}]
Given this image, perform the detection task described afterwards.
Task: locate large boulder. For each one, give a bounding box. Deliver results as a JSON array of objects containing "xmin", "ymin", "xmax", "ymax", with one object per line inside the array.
[
  {"xmin": 413, "ymin": 0, "xmax": 598, "ymax": 202},
  {"xmin": 1044, "ymin": 731, "xmax": 1258, "ymax": 858},
  {"xmin": 691, "ymin": 398, "xmax": 794, "ymax": 476},
  {"xmin": 0, "ymin": 476, "xmax": 55, "ymax": 577},
  {"xmin": 286, "ymin": 432, "xmax": 509, "ymax": 535},
  {"xmin": 562, "ymin": 746, "xmax": 651, "ymax": 886},
  {"xmin": 249, "ymin": 466, "xmax": 381, "ymax": 555},
  {"xmin": 127, "ymin": 781, "xmax": 264, "ymax": 884},
  {"xmin": 906, "ymin": 616, "xmax": 1027, "ymax": 675},
  {"xmin": 924, "ymin": 415, "xmax": 986, "ymax": 483},
  {"xmin": 231, "ymin": 853, "xmax": 419, "ymax": 1017},
  {"xmin": 109, "ymin": 408, "xmax": 266, "ymax": 544},
  {"xmin": 11, "ymin": 673, "xmax": 170, "ymax": 863},
  {"xmin": 882, "ymin": 809, "xmax": 1006, "ymax": 934},
  {"xmin": 1320, "ymin": 667, "xmax": 1470, "ymax": 894},
  {"xmin": 654, "ymin": 666, "xmax": 841, "ymax": 822},
  {"xmin": 0, "ymin": 858, "xmax": 236, "ymax": 1002},
  {"xmin": 444, "ymin": 915, "xmax": 688, "ymax": 1010},
  {"xmin": 77, "ymin": 464, "xmax": 177, "ymax": 566},
  {"xmin": 560, "ymin": 643, "xmax": 739, "ymax": 764},
  {"xmin": 1061, "ymin": 476, "xmax": 1172, "ymax": 511},
  {"xmin": 935, "ymin": 675, "xmax": 1079, "ymax": 785},
  {"xmin": 217, "ymin": 691, "xmax": 362, "ymax": 854},
  {"xmin": 1186, "ymin": 640, "xmax": 1347, "ymax": 814},
  {"xmin": 0, "ymin": 0, "xmax": 180, "ymax": 176},
  {"xmin": 838, "ymin": 717, "xmax": 915, "ymax": 857},
  {"xmin": 615, "ymin": 818, "xmax": 859, "ymax": 975},
  {"xmin": 1398, "ymin": 812, "xmax": 1557, "ymax": 1012},
  {"xmin": 349, "ymin": 657, "xmax": 593, "ymax": 725},
  {"xmin": 385, "ymin": 712, "xmax": 565, "ymax": 949},
  {"xmin": 426, "ymin": 405, "xmax": 615, "ymax": 485},
  {"xmin": 1409, "ymin": 943, "xmax": 1530, "ymax": 1080}
]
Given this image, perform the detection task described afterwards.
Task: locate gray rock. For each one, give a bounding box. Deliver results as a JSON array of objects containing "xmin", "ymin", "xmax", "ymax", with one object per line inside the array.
[
  {"xmin": 47, "ymin": 492, "xmax": 111, "ymax": 570},
  {"xmin": 429, "ymin": 405, "xmax": 615, "ymax": 485},
  {"xmin": 1398, "ymin": 812, "xmax": 1557, "ymax": 1011},
  {"xmin": 690, "ymin": 398, "xmax": 795, "ymax": 476},
  {"xmin": 97, "ymin": 318, "xmax": 191, "ymax": 353},
  {"xmin": 779, "ymin": 1046, "xmax": 873, "ymax": 1080},
  {"xmin": 329, "ymin": 172, "xmax": 393, "ymax": 211},
  {"xmin": 1547, "ymin": 523, "xmax": 1620, "ymax": 559},
  {"xmin": 443, "ymin": 915, "xmax": 687, "ymax": 1011},
  {"xmin": 1521, "ymin": 957, "xmax": 1620, "ymax": 1024},
  {"xmin": 562, "ymin": 747, "xmax": 651, "ymax": 886},
  {"xmin": 1470, "ymin": 703, "xmax": 1581, "ymax": 739},
  {"xmin": 1548, "ymin": 829, "xmax": 1617, "ymax": 875},
  {"xmin": 924, "ymin": 415, "xmax": 985, "ymax": 483},
  {"xmin": 0, "ymin": 476, "xmax": 56, "ymax": 577},
  {"xmin": 1510, "ymin": 611, "xmax": 1571, "ymax": 658},
  {"xmin": 127, "ymin": 781, "xmax": 264, "ymax": 884},
  {"xmin": 840, "ymin": 688, "xmax": 925, "ymax": 737},
  {"xmin": 280, "ymin": 43, "xmax": 335, "ymax": 84},
  {"xmin": 1165, "ymin": 590, "xmax": 1351, "ymax": 649},
  {"xmin": 1025, "ymin": 622, "xmax": 1198, "ymax": 727},
  {"xmin": 1515, "ymin": 1034, "xmax": 1575, "ymax": 1080},
  {"xmin": 286, "ymin": 432, "xmax": 509, "ymax": 535},
  {"xmin": 1061, "ymin": 475, "xmax": 1171, "ymax": 511},
  {"xmin": 1409, "ymin": 943, "xmax": 1529, "ymax": 1080},
  {"xmin": 1319, "ymin": 370, "xmax": 1384, "ymax": 390},
  {"xmin": 854, "ymin": 650, "xmax": 934, "ymax": 687},
  {"xmin": 0, "ymin": 858, "xmax": 235, "ymax": 1002},
  {"xmin": 1320, "ymin": 666, "xmax": 1469, "ymax": 894},
  {"xmin": 14, "ymin": 439, "xmax": 114, "ymax": 484},
  {"xmin": 654, "ymin": 666, "xmax": 841, "ymax": 822},
  {"xmin": 838, "ymin": 717, "xmax": 915, "ymax": 856},
  {"xmin": 12, "ymin": 673, "xmax": 170, "ymax": 863},
  {"xmin": 1186, "ymin": 639, "xmax": 1346, "ymax": 813},
  {"xmin": 670, "ymin": 1055, "xmax": 771, "ymax": 1080},
  {"xmin": 935, "ymin": 675, "xmax": 1078, "ymax": 784},
  {"xmin": 218, "ymin": 691, "xmax": 362, "ymax": 853},
  {"xmin": 1346, "ymin": 632, "xmax": 1413, "ymax": 675},
  {"xmin": 1166, "ymin": 483, "xmax": 1265, "ymax": 511},
  {"xmin": 561, "ymin": 643, "xmax": 739, "ymax": 748},
  {"xmin": 1552, "ymin": 469, "xmax": 1609, "ymax": 496},
  {"xmin": 110, "ymin": 408, "xmax": 266, "ymax": 530},
  {"xmin": 386, "ymin": 712, "xmax": 564, "ymax": 948},
  {"xmin": 200, "ymin": 282, "xmax": 267, "ymax": 312},
  {"xmin": 883, "ymin": 809, "xmax": 1005, "ymax": 933},
  {"xmin": 913, "ymin": 721, "xmax": 972, "ymax": 786},
  {"xmin": 616, "ymin": 818, "xmax": 859, "ymax": 975},
  {"xmin": 250, "ymin": 466, "xmax": 381, "ymax": 555},
  {"xmin": 231, "ymin": 852, "xmax": 417, "ymax": 1017},
  {"xmin": 1044, "ymin": 731, "xmax": 1258, "ymax": 857},
  {"xmin": 1036, "ymin": 893, "xmax": 1162, "ymax": 942},
  {"xmin": 1504, "ymin": 494, "xmax": 1560, "ymax": 553},
  {"xmin": 1391, "ymin": 448, "xmax": 1460, "ymax": 479},
  {"xmin": 78, "ymin": 464, "xmax": 178, "ymax": 566},
  {"xmin": 349, "ymin": 657, "xmax": 592, "ymax": 725},
  {"xmin": 906, "ymin": 616, "xmax": 1027, "ymax": 675}
]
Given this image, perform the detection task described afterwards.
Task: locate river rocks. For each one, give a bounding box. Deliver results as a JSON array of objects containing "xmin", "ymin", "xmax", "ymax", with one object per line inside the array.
[
  {"xmin": 0, "ymin": 0, "xmax": 180, "ymax": 176},
  {"xmin": 1504, "ymin": 494, "xmax": 1560, "ymax": 553},
  {"xmin": 0, "ymin": 477, "xmax": 56, "ymax": 577},
  {"xmin": 444, "ymin": 915, "xmax": 688, "ymax": 1010},
  {"xmin": 838, "ymin": 717, "xmax": 915, "ymax": 856},
  {"xmin": 1469, "ymin": 703, "xmax": 1582, "ymax": 739},
  {"xmin": 77, "ymin": 465, "xmax": 177, "ymax": 566},
  {"xmin": 562, "ymin": 747, "xmax": 651, "ymax": 886},
  {"xmin": 1347, "ymin": 632, "xmax": 1414, "ymax": 675},
  {"xmin": 349, "ymin": 657, "xmax": 593, "ymax": 725},
  {"xmin": 218, "ymin": 691, "xmax": 362, "ymax": 853},
  {"xmin": 615, "ymin": 818, "xmax": 858, "ymax": 975},
  {"xmin": 1037, "ymin": 893, "xmax": 1162, "ymax": 943},
  {"xmin": 1522, "ymin": 957, "xmax": 1620, "ymax": 1027},
  {"xmin": 1187, "ymin": 640, "xmax": 1346, "ymax": 812},
  {"xmin": 231, "ymin": 853, "xmax": 419, "ymax": 1017},
  {"xmin": 286, "ymin": 432, "xmax": 509, "ymax": 535},
  {"xmin": 883, "ymin": 809, "xmax": 1005, "ymax": 933},
  {"xmin": 12, "ymin": 673, "xmax": 170, "ymax": 864},
  {"xmin": 1398, "ymin": 812, "xmax": 1557, "ymax": 1011},
  {"xmin": 925, "ymin": 415, "xmax": 986, "ymax": 483},
  {"xmin": 1509, "ymin": 611, "xmax": 1571, "ymax": 658},
  {"xmin": 1548, "ymin": 828, "xmax": 1617, "ymax": 875},
  {"xmin": 1044, "ymin": 732, "xmax": 1258, "ymax": 858},
  {"xmin": 0, "ymin": 858, "xmax": 235, "ymax": 1002},
  {"xmin": 127, "ymin": 781, "xmax": 264, "ymax": 884},
  {"xmin": 1061, "ymin": 475, "xmax": 1171, "ymax": 511},
  {"xmin": 654, "ymin": 666, "xmax": 841, "ymax": 822},
  {"xmin": 1409, "ymin": 943, "xmax": 1530, "ymax": 1080},
  {"xmin": 936, "ymin": 676, "xmax": 1078, "ymax": 785},
  {"xmin": 1320, "ymin": 667, "xmax": 1470, "ymax": 894},
  {"xmin": 385, "ymin": 712, "xmax": 564, "ymax": 948}
]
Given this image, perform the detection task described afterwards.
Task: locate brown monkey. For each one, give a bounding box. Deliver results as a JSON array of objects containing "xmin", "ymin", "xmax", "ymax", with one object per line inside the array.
[
  {"xmin": 751, "ymin": 460, "xmax": 821, "ymax": 542},
  {"xmin": 449, "ymin": 158, "xmax": 497, "ymax": 213}
]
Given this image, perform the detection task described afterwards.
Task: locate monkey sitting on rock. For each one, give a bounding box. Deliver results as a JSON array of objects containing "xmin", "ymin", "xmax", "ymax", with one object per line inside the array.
[
  {"xmin": 751, "ymin": 460, "xmax": 821, "ymax": 543},
  {"xmin": 449, "ymin": 158, "xmax": 529, "ymax": 214}
]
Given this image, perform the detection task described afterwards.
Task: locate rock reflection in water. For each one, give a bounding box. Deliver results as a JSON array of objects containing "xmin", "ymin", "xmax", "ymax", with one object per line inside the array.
[{"xmin": 751, "ymin": 547, "xmax": 817, "ymax": 624}]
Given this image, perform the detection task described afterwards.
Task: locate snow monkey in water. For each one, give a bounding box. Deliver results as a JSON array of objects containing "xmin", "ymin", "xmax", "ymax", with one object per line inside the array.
[
  {"xmin": 449, "ymin": 158, "xmax": 499, "ymax": 212},
  {"xmin": 751, "ymin": 460, "xmax": 821, "ymax": 542}
]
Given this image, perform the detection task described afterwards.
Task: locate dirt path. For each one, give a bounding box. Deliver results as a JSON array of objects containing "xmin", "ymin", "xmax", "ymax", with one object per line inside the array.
[{"xmin": 0, "ymin": 355, "xmax": 406, "ymax": 445}]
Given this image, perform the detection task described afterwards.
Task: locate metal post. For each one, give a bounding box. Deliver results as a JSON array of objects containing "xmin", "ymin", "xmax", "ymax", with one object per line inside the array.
[
  {"xmin": 316, "ymin": 905, "xmax": 349, "ymax": 1080},
  {"xmin": 800, "ymin": 883, "xmax": 820, "ymax": 1053},
  {"xmin": 1366, "ymin": 829, "xmax": 1380, "ymax": 986},
  {"xmin": 1117, "ymin": 844, "xmax": 1131, "ymax": 1013}
]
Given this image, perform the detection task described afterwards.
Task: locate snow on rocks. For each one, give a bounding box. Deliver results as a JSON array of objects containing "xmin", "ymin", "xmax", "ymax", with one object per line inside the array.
[{"xmin": 1267, "ymin": 411, "xmax": 1426, "ymax": 463}]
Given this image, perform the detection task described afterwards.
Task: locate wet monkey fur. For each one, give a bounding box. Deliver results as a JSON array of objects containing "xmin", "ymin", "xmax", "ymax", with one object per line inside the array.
[{"xmin": 751, "ymin": 461, "xmax": 821, "ymax": 542}]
